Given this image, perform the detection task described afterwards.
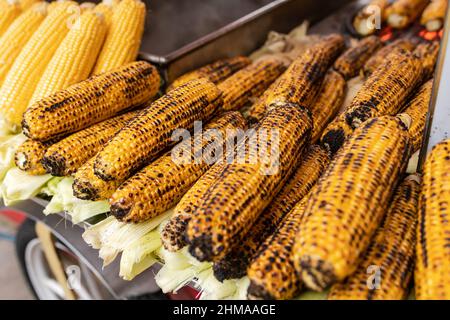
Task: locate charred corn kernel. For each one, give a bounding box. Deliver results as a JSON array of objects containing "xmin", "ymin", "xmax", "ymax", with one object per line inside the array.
[
  {"xmin": 73, "ymin": 157, "xmax": 120, "ymax": 200},
  {"xmin": 110, "ymin": 112, "xmax": 247, "ymax": 223},
  {"xmin": 328, "ymin": 175, "xmax": 420, "ymax": 300},
  {"xmin": 186, "ymin": 103, "xmax": 313, "ymax": 262},
  {"xmin": 0, "ymin": 0, "xmax": 21, "ymax": 36},
  {"xmin": 386, "ymin": 0, "xmax": 429, "ymax": 28},
  {"xmin": 42, "ymin": 111, "xmax": 138, "ymax": 177},
  {"xmin": 333, "ymin": 36, "xmax": 382, "ymax": 80},
  {"xmin": 161, "ymin": 163, "xmax": 225, "ymax": 252},
  {"xmin": 258, "ymin": 35, "xmax": 345, "ymax": 111},
  {"xmin": 247, "ymin": 191, "xmax": 313, "ymax": 300},
  {"xmin": 23, "ymin": 61, "xmax": 160, "ymax": 142},
  {"xmin": 414, "ymin": 41, "xmax": 440, "ymax": 81},
  {"xmin": 0, "ymin": 1, "xmax": 77, "ymax": 127},
  {"xmin": 319, "ymin": 113, "xmax": 355, "ymax": 156},
  {"xmin": 0, "ymin": 2, "xmax": 47, "ymax": 88},
  {"xmin": 415, "ymin": 139, "xmax": 450, "ymax": 299},
  {"xmin": 218, "ymin": 58, "xmax": 286, "ymax": 111},
  {"xmin": 363, "ymin": 39, "xmax": 416, "ymax": 77},
  {"xmin": 353, "ymin": 0, "xmax": 389, "ymax": 36},
  {"xmin": 93, "ymin": 78, "xmax": 222, "ymax": 183},
  {"xmin": 293, "ymin": 115, "xmax": 412, "ymax": 291},
  {"xmin": 402, "ymin": 80, "xmax": 433, "ymax": 153},
  {"xmin": 169, "ymin": 56, "xmax": 252, "ymax": 91},
  {"xmin": 29, "ymin": 11, "xmax": 107, "ymax": 105},
  {"xmin": 92, "ymin": 0, "xmax": 145, "ymax": 74},
  {"xmin": 421, "ymin": 0, "xmax": 448, "ymax": 31},
  {"xmin": 310, "ymin": 71, "xmax": 346, "ymax": 143},
  {"xmin": 213, "ymin": 145, "xmax": 330, "ymax": 282},
  {"xmin": 19, "ymin": 0, "xmax": 39, "ymax": 10},
  {"xmin": 345, "ymin": 49, "xmax": 422, "ymax": 129},
  {"xmin": 15, "ymin": 139, "xmax": 54, "ymax": 175}
]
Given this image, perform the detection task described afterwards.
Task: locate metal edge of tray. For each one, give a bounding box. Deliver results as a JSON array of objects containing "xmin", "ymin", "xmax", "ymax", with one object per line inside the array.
[
  {"xmin": 6, "ymin": 199, "xmax": 162, "ymax": 300},
  {"xmin": 419, "ymin": 5, "xmax": 450, "ymax": 169},
  {"xmin": 139, "ymin": 0, "xmax": 355, "ymax": 83}
]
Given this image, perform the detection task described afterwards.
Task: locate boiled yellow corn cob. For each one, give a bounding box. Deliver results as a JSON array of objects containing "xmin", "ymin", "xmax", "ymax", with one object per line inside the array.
[
  {"xmin": 421, "ymin": 0, "xmax": 448, "ymax": 31},
  {"xmin": 94, "ymin": 0, "xmax": 118, "ymax": 27},
  {"xmin": 414, "ymin": 41, "xmax": 440, "ymax": 81},
  {"xmin": 353, "ymin": 0, "xmax": 389, "ymax": 36},
  {"xmin": 402, "ymin": 80, "xmax": 433, "ymax": 153},
  {"xmin": 254, "ymin": 34, "xmax": 345, "ymax": 111},
  {"xmin": 0, "ymin": 2, "xmax": 48, "ymax": 88},
  {"xmin": 22, "ymin": 61, "xmax": 160, "ymax": 142},
  {"xmin": 345, "ymin": 49, "xmax": 422, "ymax": 129},
  {"xmin": 319, "ymin": 113, "xmax": 355, "ymax": 156},
  {"xmin": 415, "ymin": 139, "xmax": 450, "ymax": 299},
  {"xmin": 15, "ymin": 139, "xmax": 53, "ymax": 175},
  {"xmin": 186, "ymin": 103, "xmax": 313, "ymax": 262},
  {"xmin": 29, "ymin": 11, "xmax": 107, "ymax": 105},
  {"xmin": 328, "ymin": 174, "xmax": 420, "ymax": 300},
  {"xmin": 213, "ymin": 145, "xmax": 330, "ymax": 282},
  {"xmin": 110, "ymin": 112, "xmax": 247, "ymax": 223},
  {"xmin": 386, "ymin": 0, "xmax": 429, "ymax": 28},
  {"xmin": 247, "ymin": 191, "xmax": 312, "ymax": 300},
  {"xmin": 92, "ymin": 0, "xmax": 146, "ymax": 74},
  {"xmin": 42, "ymin": 111, "xmax": 138, "ymax": 177},
  {"xmin": 218, "ymin": 58, "xmax": 286, "ymax": 111},
  {"xmin": 0, "ymin": 1, "xmax": 77, "ymax": 127},
  {"xmin": 363, "ymin": 39, "xmax": 416, "ymax": 77},
  {"xmin": 310, "ymin": 70, "xmax": 346, "ymax": 143},
  {"xmin": 72, "ymin": 157, "xmax": 121, "ymax": 201},
  {"xmin": 18, "ymin": 0, "xmax": 39, "ymax": 10},
  {"xmin": 168, "ymin": 56, "xmax": 252, "ymax": 91},
  {"xmin": 93, "ymin": 78, "xmax": 223, "ymax": 183},
  {"xmin": 161, "ymin": 163, "xmax": 225, "ymax": 252},
  {"xmin": 293, "ymin": 115, "xmax": 412, "ymax": 291},
  {"xmin": 0, "ymin": 0, "xmax": 21, "ymax": 36},
  {"xmin": 333, "ymin": 36, "xmax": 382, "ymax": 80}
]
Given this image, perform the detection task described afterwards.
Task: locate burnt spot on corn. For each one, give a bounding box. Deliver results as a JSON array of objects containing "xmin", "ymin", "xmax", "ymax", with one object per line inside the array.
[
  {"xmin": 15, "ymin": 139, "xmax": 55, "ymax": 175},
  {"xmin": 320, "ymin": 128, "xmax": 347, "ymax": 155},
  {"xmin": 41, "ymin": 153, "xmax": 67, "ymax": 177},
  {"xmin": 247, "ymin": 282, "xmax": 276, "ymax": 300}
]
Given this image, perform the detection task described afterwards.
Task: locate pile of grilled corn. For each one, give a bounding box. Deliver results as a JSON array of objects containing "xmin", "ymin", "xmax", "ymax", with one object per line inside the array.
[{"xmin": 0, "ymin": 0, "xmax": 448, "ymax": 301}]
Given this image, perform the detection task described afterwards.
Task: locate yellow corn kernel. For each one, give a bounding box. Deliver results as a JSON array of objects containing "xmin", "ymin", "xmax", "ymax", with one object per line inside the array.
[
  {"xmin": 15, "ymin": 138, "xmax": 53, "ymax": 175},
  {"xmin": 0, "ymin": 0, "xmax": 22, "ymax": 36},
  {"xmin": 386, "ymin": 0, "xmax": 429, "ymax": 28}
]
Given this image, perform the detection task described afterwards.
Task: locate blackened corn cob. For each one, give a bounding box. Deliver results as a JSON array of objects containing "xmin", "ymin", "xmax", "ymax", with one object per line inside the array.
[
  {"xmin": 93, "ymin": 78, "xmax": 223, "ymax": 183},
  {"xmin": 218, "ymin": 58, "xmax": 286, "ymax": 111},
  {"xmin": 22, "ymin": 61, "xmax": 160, "ymax": 142},
  {"xmin": 213, "ymin": 145, "xmax": 330, "ymax": 282},
  {"xmin": 328, "ymin": 175, "xmax": 420, "ymax": 300},
  {"xmin": 415, "ymin": 139, "xmax": 450, "ymax": 300},
  {"xmin": 161, "ymin": 163, "xmax": 224, "ymax": 252},
  {"xmin": 247, "ymin": 192, "xmax": 312, "ymax": 300},
  {"xmin": 168, "ymin": 56, "xmax": 251, "ymax": 90},
  {"xmin": 414, "ymin": 41, "xmax": 440, "ymax": 81},
  {"xmin": 363, "ymin": 39, "xmax": 416, "ymax": 77},
  {"xmin": 109, "ymin": 112, "xmax": 247, "ymax": 223},
  {"xmin": 15, "ymin": 139, "xmax": 53, "ymax": 175},
  {"xmin": 293, "ymin": 115, "xmax": 412, "ymax": 291},
  {"xmin": 386, "ymin": 0, "xmax": 429, "ymax": 28},
  {"xmin": 402, "ymin": 80, "xmax": 433, "ymax": 153},
  {"xmin": 186, "ymin": 103, "xmax": 313, "ymax": 262},
  {"xmin": 310, "ymin": 70, "xmax": 346, "ymax": 143},
  {"xmin": 319, "ymin": 113, "xmax": 355, "ymax": 156},
  {"xmin": 421, "ymin": 0, "xmax": 448, "ymax": 31},
  {"xmin": 42, "ymin": 111, "xmax": 138, "ymax": 177},
  {"xmin": 333, "ymin": 36, "xmax": 382, "ymax": 80},
  {"xmin": 72, "ymin": 157, "xmax": 121, "ymax": 201},
  {"xmin": 345, "ymin": 49, "xmax": 422, "ymax": 129},
  {"xmin": 353, "ymin": 0, "xmax": 389, "ymax": 36}
]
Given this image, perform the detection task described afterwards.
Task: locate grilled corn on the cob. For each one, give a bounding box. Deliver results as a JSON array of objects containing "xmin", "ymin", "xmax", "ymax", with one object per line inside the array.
[
  {"xmin": 333, "ymin": 36, "xmax": 382, "ymax": 80},
  {"xmin": 319, "ymin": 113, "xmax": 356, "ymax": 156},
  {"xmin": 218, "ymin": 58, "xmax": 286, "ymax": 111},
  {"xmin": 421, "ymin": 0, "xmax": 448, "ymax": 31},
  {"xmin": 293, "ymin": 115, "xmax": 412, "ymax": 291},
  {"xmin": 353, "ymin": 0, "xmax": 389, "ymax": 36},
  {"xmin": 213, "ymin": 145, "xmax": 330, "ymax": 281},
  {"xmin": 15, "ymin": 139, "xmax": 53, "ymax": 175},
  {"xmin": 386, "ymin": 0, "xmax": 429, "ymax": 28},
  {"xmin": 22, "ymin": 61, "xmax": 160, "ymax": 142},
  {"xmin": 92, "ymin": 0, "xmax": 146, "ymax": 74},
  {"xmin": 169, "ymin": 56, "xmax": 251, "ymax": 90},
  {"xmin": 328, "ymin": 174, "xmax": 420, "ymax": 300},
  {"xmin": 109, "ymin": 112, "xmax": 247, "ymax": 223},
  {"xmin": 42, "ymin": 111, "xmax": 138, "ymax": 177},
  {"xmin": 93, "ymin": 78, "xmax": 223, "ymax": 183},
  {"xmin": 415, "ymin": 139, "xmax": 450, "ymax": 299},
  {"xmin": 186, "ymin": 103, "xmax": 312, "ymax": 262},
  {"xmin": 414, "ymin": 41, "xmax": 440, "ymax": 81}
]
